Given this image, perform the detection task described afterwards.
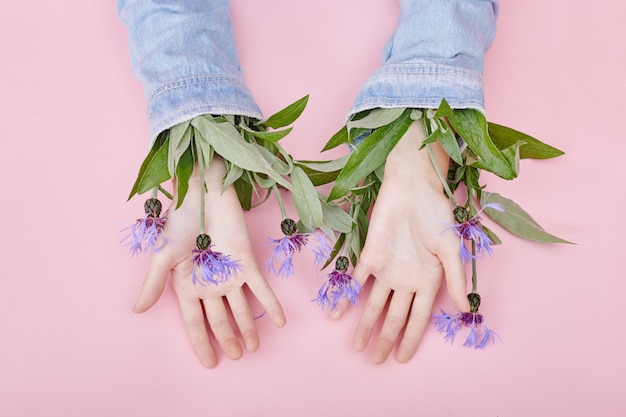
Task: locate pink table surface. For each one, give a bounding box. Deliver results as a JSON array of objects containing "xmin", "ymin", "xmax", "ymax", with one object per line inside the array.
[{"xmin": 1, "ymin": 1, "xmax": 623, "ymax": 416}]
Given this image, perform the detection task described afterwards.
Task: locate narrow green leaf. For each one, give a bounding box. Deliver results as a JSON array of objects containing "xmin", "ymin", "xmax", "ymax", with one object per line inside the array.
[
  {"xmin": 438, "ymin": 128, "xmax": 463, "ymax": 166},
  {"xmin": 328, "ymin": 109, "xmax": 412, "ymax": 201},
  {"xmin": 252, "ymin": 172, "xmax": 277, "ymax": 189},
  {"xmin": 128, "ymin": 133, "xmax": 168, "ymax": 200},
  {"xmin": 346, "ymin": 107, "xmax": 405, "ymax": 137},
  {"xmin": 175, "ymin": 146, "xmax": 194, "ymax": 208},
  {"xmin": 434, "ymin": 98, "xmax": 453, "ymax": 118},
  {"xmin": 234, "ymin": 177, "xmax": 253, "ymax": 210},
  {"xmin": 322, "ymin": 232, "xmax": 346, "ymax": 270},
  {"xmin": 240, "ymin": 125, "xmax": 293, "ymax": 142},
  {"xmin": 488, "ymin": 122, "xmax": 564, "ymax": 160},
  {"xmin": 252, "ymin": 143, "xmax": 291, "ymax": 175},
  {"xmin": 222, "ymin": 163, "xmax": 243, "ymax": 192},
  {"xmin": 448, "ymin": 109, "xmax": 516, "ymax": 180},
  {"xmin": 290, "ymin": 166, "xmax": 324, "ymax": 228},
  {"xmin": 167, "ymin": 121, "xmax": 191, "ymax": 176},
  {"xmin": 482, "ymin": 192, "xmax": 572, "ymax": 244},
  {"xmin": 131, "ymin": 137, "xmax": 172, "ymax": 197},
  {"xmin": 295, "ymin": 155, "xmax": 349, "ymax": 172},
  {"xmin": 322, "ymin": 125, "xmax": 349, "ymax": 152},
  {"xmin": 321, "ymin": 202, "xmax": 353, "ymax": 233},
  {"xmin": 261, "ymin": 95, "xmax": 309, "ymax": 129}
]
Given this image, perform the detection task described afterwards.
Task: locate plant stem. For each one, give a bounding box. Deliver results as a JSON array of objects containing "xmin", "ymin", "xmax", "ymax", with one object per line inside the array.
[
  {"xmin": 195, "ymin": 138, "xmax": 206, "ymax": 234},
  {"xmin": 471, "ymin": 240, "xmax": 478, "ymax": 293},
  {"xmin": 272, "ymin": 185, "xmax": 288, "ymax": 219},
  {"xmin": 426, "ymin": 144, "xmax": 457, "ymax": 206},
  {"xmin": 157, "ymin": 186, "xmax": 173, "ymax": 200}
]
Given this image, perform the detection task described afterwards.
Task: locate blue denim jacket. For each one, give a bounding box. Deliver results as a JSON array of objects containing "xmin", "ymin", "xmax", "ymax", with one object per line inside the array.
[{"xmin": 117, "ymin": 0, "xmax": 498, "ymax": 142}]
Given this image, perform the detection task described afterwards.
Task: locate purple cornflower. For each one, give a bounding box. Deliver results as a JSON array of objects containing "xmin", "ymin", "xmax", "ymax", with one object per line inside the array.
[
  {"xmin": 268, "ymin": 218, "xmax": 331, "ymax": 279},
  {"xmin": 451, "ymin": 204, "xmax": 504, "ymax": 263},
  {"xmin": 121, "ymin": 198, "xmax": 168, "ymax": 256},
  {"xmin": 313, "ymin": 256, "xmax": 362, "ymax": 310},
  {"xmin": 432, "ymin": 293, "xmax": 500, "ymax": 349},
  {"xmin": 192, "ymin": 234, "xmax": 242, "ymax": 285}
]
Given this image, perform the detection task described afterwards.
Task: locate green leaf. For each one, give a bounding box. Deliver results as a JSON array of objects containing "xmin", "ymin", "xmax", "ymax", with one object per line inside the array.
[
  {"xmin": 438, "ymin": 128, "xmax": 463, "ymax": 166},
  {"xmin": 481, "ymin": 223, "xmax": 502, "ymax": 246},
  {"xmin": 167, "ymin": 121, "xmax": 191, "ymax": 176},
  {"xmin": 481, "ymin": 192, "xmax": 572, "ymax": 244},
  {"xmin": 488, "ymin": 122, "xmax": 564, "ymax": 160},
  {"xmin": 328, "ymin": 109, "xmax": 412, "ymax": 201},
  {"xmin": 448, "ymin": 109, "xmax": 517, "ymax": 180},
  {"xmin": 290, "ymin": 166, "xmax": 323, "ymax": 228},
  {"xmin": 261, "ymin": 95, "xmax": 309, "ymax": 129},
  {"xmin": 252, "ymin": 143, "xmax": 291, "ymax": 175},
  {"xmin": 240, "ymin": 125, "xmax": 293, "ymax": 142},
  {"xmin": 192, "ymin": 116, "xmax": 292, "ymax": 191},
  {"xmin": 322, "ymin": 125, "xmax": 349, "ymax": 152},
  {"xmin": 174, "ymin": 145, "xmax": 194, "ymax": 208},
  {"xmin": 222, "ymin": 162, "xmax": 243, "ymax": 192},
  {"xmin": 129, "ymin": 136, "xmax": 172, "ymax": 198},
  {"xmin": 321, "ymin": 202, "xmax": 353, "ymax": 234},
  {"xmin": 346, "ymin": 107, "xmax": 405, "ymax": 138},
  {"xmin": 234, "ymin": 177, "xmax": 253, "ymax": 210},
  {"xmin": 322, "ymin": 232, "xmax": 346, "ymax": 270},
  {"xmin": 128, "ymin": 133, "xmax": 168, "ymax": 200},
  {"xmin": 434, "ymin": 98, "xmax": 454, "ymax": 118}
]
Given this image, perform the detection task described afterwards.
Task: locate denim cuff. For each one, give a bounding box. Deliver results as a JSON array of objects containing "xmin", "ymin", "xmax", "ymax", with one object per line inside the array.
[
  {"xmin": 348, "ymin": 62, "xmax": 486, "ymax": 120},
  {"xmin": 147, "ymin": 75, "xmax": 263, "ymax": 143}
]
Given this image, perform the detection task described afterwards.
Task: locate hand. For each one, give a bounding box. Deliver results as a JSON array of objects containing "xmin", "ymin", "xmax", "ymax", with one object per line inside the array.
[
  {"xmin": 133, "ymin": 157, "xmax": 286, "ymax": 368},
  {"xmin": 331, "ymin": 121, "xmax": 470, "ymax": 364}
]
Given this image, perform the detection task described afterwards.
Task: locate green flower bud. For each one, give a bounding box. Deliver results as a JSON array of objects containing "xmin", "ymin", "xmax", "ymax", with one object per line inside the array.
[
  {"xmin": 144, "ymin": 198, "xmax": 162, "ymax": 217},
  {"xmin": 280, "ymin": 218, "xmax": 298, "ymax": 236},
  {"xmin": 196, "ymin": 233, "xmax": 212, "ymax": 250},
  {"xmin": 453, "ymin": 206, "xmax": 469, "ymax": 224},
  {"xmin": 335, "ymin": 256, "xmax": 349, "ymax": 272},
  {"xmin": 467, "ymin": 292, "xmax": 481, "ymax": 313}
]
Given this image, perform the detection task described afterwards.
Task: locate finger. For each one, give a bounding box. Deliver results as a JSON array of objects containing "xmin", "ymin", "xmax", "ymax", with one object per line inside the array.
[
  {"xmin": 438, "ymin": 242, "xmax": 471, "ymax": 312},
  {"xmin": 352, "ymin": 280, "xmax": 391, "ymax": 352},
  {"xmin": 330, "ymin": 259, "xmax": 370, "ymax": 320},
  {"xmin": 372, "ymin": 291, "xmax": 414, "ymax": 365},
  {"xmin": 202, "ymin": 297, "xmax": 243, "ymax": 360},
  {"xmin": 177, "ymin": 294, "xmax": 217, "ymax": 368},
  {"xmin": 225, "ymin": 289, "xmax": 259, "ymax": 353},
  {"xmin": 396, "ymin": 286, "xmax": 439, "ymax": 363},
  {"xmin": 133, "ymin": 251, "xmax": 173, "ymax": 313},
  {"xmin": 246, "ymin": 274, "xmax": 286, "ymax": 328}
]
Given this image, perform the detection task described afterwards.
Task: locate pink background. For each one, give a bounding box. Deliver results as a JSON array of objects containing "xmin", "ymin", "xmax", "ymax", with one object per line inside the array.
[{"xmin": 1, "ymin": 0, "xmax": 623, "ymax": 416}]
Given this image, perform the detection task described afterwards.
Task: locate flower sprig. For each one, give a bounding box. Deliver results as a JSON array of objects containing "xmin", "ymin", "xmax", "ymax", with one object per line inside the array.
[
  {"xmin": 293, "ymin": 99, "xmax": 570, "ymax": 340},
  {"xmin": 124, "ymin": 96, "xmax": 336, "ymax": 283}
]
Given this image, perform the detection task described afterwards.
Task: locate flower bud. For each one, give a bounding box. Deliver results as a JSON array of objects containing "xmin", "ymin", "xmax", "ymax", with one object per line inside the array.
[
  {"xmin": 453, "ymin": 206, "xmax": 469, "ymax": 223},
  {"xmin": 196, "ymin": 233, "xmax": 212, "ymax": 250},
  {"xmin": 280, "ymin": 218, "xmax": 298, "ymax": 236},
  {"xmin": 335, "ymin": 256, "xmax": 349, "ymax": 272},
  {"xmin": 144, "ymin": 198, "xmax": 162, "ymax": 217},
  {"xmin": 467, "ymin": 292, "xmax": 481, "ymax": 313}
]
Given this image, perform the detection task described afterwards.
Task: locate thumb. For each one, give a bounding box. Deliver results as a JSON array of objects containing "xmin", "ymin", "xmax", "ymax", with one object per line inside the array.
[{"xmin": 133, "ymin": 251, "xmax": 173, "ymax": 313}]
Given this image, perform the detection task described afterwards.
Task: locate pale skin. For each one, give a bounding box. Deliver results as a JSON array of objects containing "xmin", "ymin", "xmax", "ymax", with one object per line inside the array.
[
  {"xmin": 133, "ymin": 120, "xmax": 469, "ymax": 367},
  {"xmin": 133, "ymin": 157, "xmax": 285, "ymax": 368},
  {"xmin": 330, "ymin": 121, "xmax": 471, "ymax": 364}
]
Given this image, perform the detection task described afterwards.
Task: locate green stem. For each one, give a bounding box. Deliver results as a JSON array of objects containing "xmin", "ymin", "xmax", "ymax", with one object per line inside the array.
[
  {"xmin": 151, "ymin": 187, "xmax": 158, "ymax": 199},
  {"xmin": 272, "ymin": 185, "xmax": 288, "ymax": 219},
  {"xmin": 195, "ymin": 138, "xmax": 206, "ymax": 234},
  {"xmin": 471, "ymin": 240, "xmax": 478, "ymax": 293},
  {"xmin": 157, "ymin": 186, "xmax": 173, "ymax": 200},
  {"xmin": 426, "ymin": 144, "xmax": 457, "ymax": 206}
]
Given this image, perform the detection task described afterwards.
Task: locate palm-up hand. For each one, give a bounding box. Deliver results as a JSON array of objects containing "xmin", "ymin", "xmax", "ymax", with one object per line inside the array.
[
  {"xmin": 331, "ymin": 121, "xmax": 470, "ymax": 364},
  {"xmin": 133, "ymin": 157, "xmax": 286, "ymax": 368}
]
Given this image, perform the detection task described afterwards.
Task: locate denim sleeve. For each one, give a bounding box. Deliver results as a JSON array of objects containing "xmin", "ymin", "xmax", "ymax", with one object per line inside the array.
[
  {"xmin": 117, "ymin": 0, "xmax": 262, "ymax": 142},
  {"xmin": 349, "ymin": 0, "xmax": 498, "ymax": 118}
]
